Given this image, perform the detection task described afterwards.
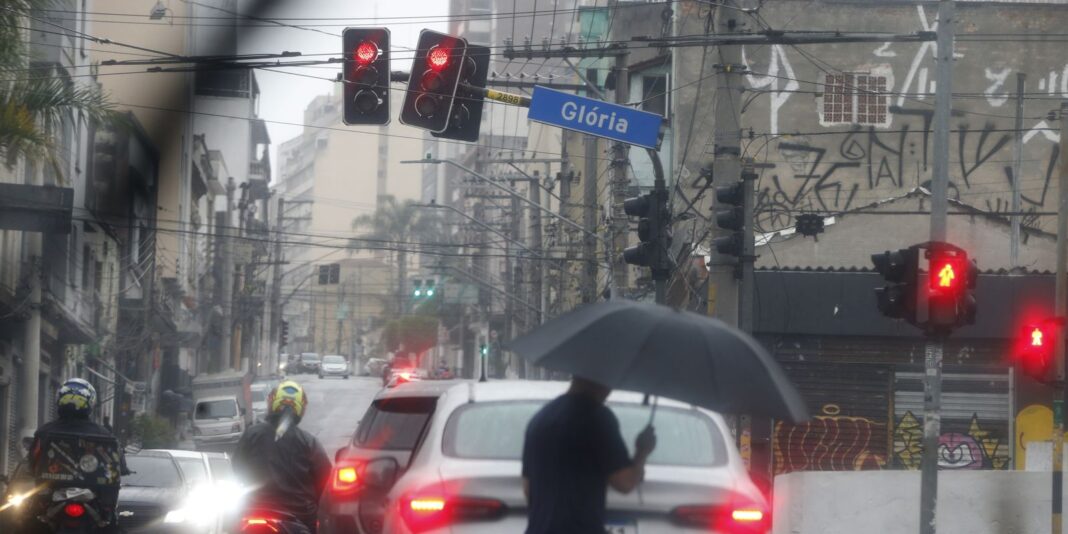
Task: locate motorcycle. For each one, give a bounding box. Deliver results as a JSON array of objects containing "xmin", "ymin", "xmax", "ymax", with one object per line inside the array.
[
  {"xmin": 239, "ymin": 509, "xmax": 311, "ymax": 534},
  {"xmin": 384, "ymin": 368, "xmax": 418, "ymax": 388},
  {"xmin": 36, "ymin": 487, "xmax": 111, "ymax": 533}
]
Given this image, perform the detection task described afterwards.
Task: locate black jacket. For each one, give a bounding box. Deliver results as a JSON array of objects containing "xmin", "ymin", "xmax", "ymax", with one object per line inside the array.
[
  {"xmin": 30, "ymin": 416, "xmax": 125, "ymax": 513},
  {"xmin": 233, "ymin": 419, "xmax": 332, "ymax": 519}
]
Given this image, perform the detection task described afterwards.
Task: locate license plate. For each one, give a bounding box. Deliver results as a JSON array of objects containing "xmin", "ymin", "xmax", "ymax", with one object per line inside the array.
[{"xmin": 605, "ymin": 521, "xmax": 637, "ymax": 534}]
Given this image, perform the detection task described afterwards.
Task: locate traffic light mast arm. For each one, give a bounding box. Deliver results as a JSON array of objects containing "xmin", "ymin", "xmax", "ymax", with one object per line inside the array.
[{"xmin": 389, "ymin": 71, "xmax": 531, "ymax": 107}]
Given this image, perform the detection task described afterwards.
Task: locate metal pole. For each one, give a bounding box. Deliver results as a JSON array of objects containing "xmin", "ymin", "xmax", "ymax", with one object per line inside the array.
[
  {"xmin": 18, "ymin": 232, "xmax": 41, "ymax": 443},
  {"xmin": 739, "ymin": 162, "xmax": 756, "ymax": 333},
  {"xmin": 922, "ymin": 2, "xmax": 954, "ymax": 533},
  {"xmin": 1053, "ymin": 101, "xmax": 1068, "ymax": 534},
  {"xmin": 611, "ymin": 53, "xmax": 630, "ymax": 294},
  {"xmin": 1011, "ymin": 74, "xmax": 1025, "ymax": 269}
]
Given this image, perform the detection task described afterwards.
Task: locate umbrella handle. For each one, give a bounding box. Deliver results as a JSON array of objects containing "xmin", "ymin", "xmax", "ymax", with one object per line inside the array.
[{"xmin": 646, "ymin": 396, "xmax": 658, "ymax": 426}]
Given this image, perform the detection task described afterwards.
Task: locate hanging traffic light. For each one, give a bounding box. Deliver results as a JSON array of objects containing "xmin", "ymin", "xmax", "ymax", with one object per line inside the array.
[
  {"xmin": 412, "ymin": 279, "xmax": 424, "ymax": 298},
  {"xmin": 1018, "ymin": 321, "xmax": 1057, "ymax": 382},
  {"xmin": 400, "ymin": 30, "xmax": 469, "ymax": 133},
  {"xmin": 711, "ymin": 182, "xmax": 745, "ymax": 259},
  {"xmin": 342, "ymin": 27, "xmax": 390, "ymax": 125},
  {"xmin": 425, "ymin": 279, "xmax": 436, "ymax": 297},
  {"xmin": 280, "ymin": 320, "xmax": 289, "ymax": 348},
  {"xmin": 432, "ymin": 43, "xmax": 489, "ymax": 142},
  {"xmin": 622, "ymin": 189, "xmax": 671, "ymax": 280},
  {"xmin": 871, "ymin": 246, "xmax": 918, "ymax": 322}
]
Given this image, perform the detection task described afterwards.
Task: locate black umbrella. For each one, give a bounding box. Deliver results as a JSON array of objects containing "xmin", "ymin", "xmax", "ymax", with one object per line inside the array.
[{"xmin": 508, "ymin": 299, "xmax": 809, "ymax": 423}]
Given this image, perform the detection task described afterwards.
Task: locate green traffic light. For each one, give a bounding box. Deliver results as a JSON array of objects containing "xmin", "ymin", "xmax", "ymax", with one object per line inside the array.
[
  {"xmin": 426, "ymin": 288, "xmax": 435, "ymax": 297},
  {"xmin": 480, "ymin": 344, "xmax": 488, "ymax": 356},
  {"xmin": 413, "ymin": 289, "xmax": 422, "ymax": 297}
]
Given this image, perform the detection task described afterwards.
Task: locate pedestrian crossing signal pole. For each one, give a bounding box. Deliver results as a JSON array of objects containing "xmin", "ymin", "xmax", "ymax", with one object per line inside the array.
[{"xmin": 1052, "ymin": 100, "xmax": 1068, "ymax": 534}]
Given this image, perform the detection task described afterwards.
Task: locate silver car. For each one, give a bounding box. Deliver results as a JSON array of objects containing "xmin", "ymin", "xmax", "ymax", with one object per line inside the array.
[
  {"xmin": 374, "ymin": 381, "xmax": 768, "ymax": 534},
  {"xmin": 319, "ymin": 354, "xmax": 351, "ymax": 379}
]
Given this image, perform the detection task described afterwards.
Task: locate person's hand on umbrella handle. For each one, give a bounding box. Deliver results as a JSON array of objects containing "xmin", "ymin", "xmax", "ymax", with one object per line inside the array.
[{"xmin": 635, "ymin": 425, "xmax": 657, "ymax": 461}]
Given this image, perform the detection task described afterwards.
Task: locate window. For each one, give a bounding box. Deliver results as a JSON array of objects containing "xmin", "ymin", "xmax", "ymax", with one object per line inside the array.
[
  {"xmin": 175, "ymin": 457, "xmax": 209, "ymax": 486},
  {"xmin": 823, "ymin": 73, "xmax": 888, "ymax": 126},
  {"xmin": 195, "ymin": 400, "xmax": 237, "ymax": 419},
  {"xmin": 354, "ymin": 397, "xmax": 436, "ymax": 451},
  {"xmin": 124, "ymin": 456, "xmax": 182, "ymax": 487},
  {"xmin": 442, "ymin": 400, "xmax": 728, "ymax": 467},
  {"xmin": 642, "ymin": 75, "xmax": 667, "ymax": 117}
]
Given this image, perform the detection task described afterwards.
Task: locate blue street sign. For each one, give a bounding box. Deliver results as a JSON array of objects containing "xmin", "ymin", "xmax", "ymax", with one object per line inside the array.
[{"xmin": 528, "ymin": 86, "xmax": 663, "ymax": 149}]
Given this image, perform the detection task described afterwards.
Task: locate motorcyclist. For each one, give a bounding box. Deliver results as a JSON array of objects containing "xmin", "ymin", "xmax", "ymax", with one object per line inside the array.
[
  {"xmin": 27, "ymin": 378, "xmax": 125, "ymax": 533},
  {"xmin": 233, "ymin": 380, "xmax": 331, "ymax": 533}
]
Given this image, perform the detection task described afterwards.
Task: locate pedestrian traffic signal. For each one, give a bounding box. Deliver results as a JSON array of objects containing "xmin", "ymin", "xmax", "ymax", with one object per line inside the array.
[
  {"xmin": 925, "ymin": 243, "xmax": 978, "ymax": 331},
  {"xmin": 1018, "ymin": 321, "xmax": 1057, "ymax": 382},
  {"xmin": 280, "ymin": 320, "xmax": 289, "ymax": 347},
  {"xmin": 711, "ymin": 182, "xmax": 745, "ymax": 258},
  {"xmin": 871, "ymin": 246, "xmax": 919, "ymax": 321},
  {"xmin": 622, "ymin": 189, "xmax": 671, "ymax": 280},
  {"xmin": 432, "ymin": 44, "xmax": 489, "ymax": 142},
  {"xmin": 342, "ymin": 27, "xmax": 390, "ymax": 125},
  {"xmin": 400, "ymin": 30, "xmax": 469, "ymax": 133}
]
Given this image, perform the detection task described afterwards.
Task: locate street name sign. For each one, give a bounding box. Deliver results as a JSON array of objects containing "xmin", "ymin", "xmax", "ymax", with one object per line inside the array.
[{"xmin": 527, "ymin": 86, "xmax": 663, "ymax": 149}]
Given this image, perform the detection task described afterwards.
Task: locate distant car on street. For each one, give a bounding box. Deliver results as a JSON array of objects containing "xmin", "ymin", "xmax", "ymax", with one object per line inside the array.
[
  {"xmin": 363, "ymin": 357, "xmax": 388, "ymax": 377},
  {"xmin": 365, "ymin": 381, "xmax": 769, "ymax": 534},
  {"xmin": 191, "ymin": 395, "xmax": 245, "ymax": 451},
  {"xmin": 319, "ymin": 380, "xmax": 455, "ymax": 534},
  {"xmin": 319, "ymin": 354, "xmax": 352, "ymax": 379},
  {"xmin": 300, "ymin": 352, "xmax": 322, "ymax": 374}
]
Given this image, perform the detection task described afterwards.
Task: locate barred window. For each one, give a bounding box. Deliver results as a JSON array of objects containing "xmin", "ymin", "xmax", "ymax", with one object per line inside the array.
[{"xmin": 823, "ymin": 73, "xmax": 887, "ymax": 126}]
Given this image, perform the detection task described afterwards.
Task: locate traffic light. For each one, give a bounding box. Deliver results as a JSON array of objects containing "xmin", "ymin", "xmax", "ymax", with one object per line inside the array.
[
  {"xmin": 342, "ymin": 27, "xmax": 390, "ymax": 125},
  {"xmin": 1018, "ymin": 321, "xmax": 1056, "ymax": 382},
  {"xmin": 425, "ymin": 279, "xmax": 436, "ymax": 297},
  {"xmin": 412, "ymin": 279, "xmax": 424, "ymax": 298},
  {"xmin": 432, "ymin": 44, "xmax": 489, "ymax": 141},
  {"xmin": 622, "ymin": 189, "xmax": 671, "ymax": 280},
  {"xmin": 280, "ymin": 320, "xmax": 289, "ymax": 347},
  {"xmin": 925, "ymin": 243, "xmax": 977, "ymax": 331},
  {"xmin": 400, "ymin": 30, "xmax": 469, "ymax": 133},
  {"xmin": 871, "ymin": 247, "xmax": 918, "ymax": 321},
  {"xmin": 711, "ymin": 182, "xmax": 745, "ymax": 258}
]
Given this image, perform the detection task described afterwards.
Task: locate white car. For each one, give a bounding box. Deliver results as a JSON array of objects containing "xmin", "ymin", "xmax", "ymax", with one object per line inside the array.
[
  {"xmin": 118, "ymin": 449, "xmax": 240, "ymax": 533},
  {"xmin": 369, "ymin": 380, "xmax": 768, "ymax": 534},
  {"xmin": 319, "ymin": 354, "xmax": 352, "ymax": 379}
]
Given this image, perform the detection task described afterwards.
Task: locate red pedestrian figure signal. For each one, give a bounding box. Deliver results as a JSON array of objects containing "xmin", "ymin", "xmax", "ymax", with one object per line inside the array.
[
  {"xmin": 1032, "ymin": 326, "xmax": 1045, "ymax": 347},
  {"xmin": 936, "ymin": 262, "xmax": 956, "ymax": 289},
  {"xmin": 1019, "ymin": 321, "xmax": 1058, "ymax": 382}
]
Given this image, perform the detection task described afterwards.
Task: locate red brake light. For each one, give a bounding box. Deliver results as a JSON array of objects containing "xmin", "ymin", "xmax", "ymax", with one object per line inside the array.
[
  {"xmin": 64, "ymin": 502, "xmax": 86, "ymax": 518},
  {"xmin": 399, "ymin": 372, "xmax": 411, "ymax": 380},
  {"xmin": 671, "ymin": 502, "xmax": 769, "ymax": 532},
  {"xmin": 732, "ymin": 507, "xmax": 765, "ymax": 522},
  {"xmin": 427, "ymin": 46, "xmax": 450, "ymax": 71},
  {"xmin": 355, "ymin": 41, "xmax": 378, "ymax": 66},
  {"xmin": 400, "ymin": 494, "xmax": 505, "ymax": 533}
]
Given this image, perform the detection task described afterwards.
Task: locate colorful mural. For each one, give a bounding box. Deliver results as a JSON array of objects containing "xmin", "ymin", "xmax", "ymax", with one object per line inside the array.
[
  {"xmin": 894, "ymin": 411, "xmax": 1009, "ymax": 470},
  {"xmin": 773, "ymin": 404, "xmax": 888, "ymax": 474}
]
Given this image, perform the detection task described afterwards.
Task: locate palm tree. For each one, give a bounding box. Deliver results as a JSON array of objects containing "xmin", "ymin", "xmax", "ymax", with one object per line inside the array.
[
  {"xmin": 352, "ymin": 196, "xmax": 441, "ymax": 315},
  {"xmin": 1, "ymin": 0, "xmax": 121, "ymax": 171}
]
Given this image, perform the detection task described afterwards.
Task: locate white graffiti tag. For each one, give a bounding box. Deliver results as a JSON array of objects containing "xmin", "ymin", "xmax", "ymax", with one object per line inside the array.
[
  {"xmin": 742, "ymin": 44, "xmax": 798, "ymax": 136},
  {"xmin": 983, "ymin": 67, "xmax": 1011, "ymax": 107}
]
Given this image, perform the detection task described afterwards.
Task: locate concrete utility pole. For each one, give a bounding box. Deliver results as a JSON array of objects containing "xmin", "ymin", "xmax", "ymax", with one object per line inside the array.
[
  {"xmin": 18, "ymin": 231, "xmax": 41, "ymax": 442},
  {"xmin": 267, "ymin": 197, "xmax": 284, "ymax": 374},
  {"xmin": 1053, "ymin": 101, "xmax": 1068, "ymax": 534},
  {"xmin": 611, "ymin": 53, "xmax": 630, "ymax": 294},
  {"xmin": 583, "ymin": 134, "xmax": 599, "ymax": 304},
  {"xmin": 921, "ymin": 2, "xmax": 954, "ymax": 533},
  {"xmin": 509, "ymin": 193, "xmax": 522, "ymax": 378},
  {"xmin": 219, "ymin": 177, "xmax": 235, "ymax": 371},
  {"xmin": 1010, "ymin": 74, "xmax": 1025, "ymax": 269}
]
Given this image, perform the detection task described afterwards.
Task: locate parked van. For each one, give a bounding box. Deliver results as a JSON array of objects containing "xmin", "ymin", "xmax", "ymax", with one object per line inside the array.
[{"xmin": 191, "ymin": 395, "xmax": 245, "ymax": 451}]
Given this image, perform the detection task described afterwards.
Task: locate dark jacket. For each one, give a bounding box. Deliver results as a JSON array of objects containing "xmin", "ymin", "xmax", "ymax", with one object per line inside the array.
[{"xmin": 233, "ymin": 418, "xmax": 332, "ymax": 520}]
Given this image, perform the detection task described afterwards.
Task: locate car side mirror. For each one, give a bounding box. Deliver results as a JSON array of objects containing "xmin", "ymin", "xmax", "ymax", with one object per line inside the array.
[{"xmin": 363, "ymin": 457, "xmax": 400, "ymax": 491}]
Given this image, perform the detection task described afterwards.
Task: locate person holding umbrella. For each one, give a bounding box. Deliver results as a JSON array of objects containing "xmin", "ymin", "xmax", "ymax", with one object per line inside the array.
[{"xmin": 521, "ymin": 375, "xmax": 657, "ymax": 533}]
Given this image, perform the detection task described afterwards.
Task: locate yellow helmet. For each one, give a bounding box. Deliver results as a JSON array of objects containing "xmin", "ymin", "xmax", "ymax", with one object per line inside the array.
[{"xmin": 267, "ymin": 380, "xmax": 308, "ymax": 419}]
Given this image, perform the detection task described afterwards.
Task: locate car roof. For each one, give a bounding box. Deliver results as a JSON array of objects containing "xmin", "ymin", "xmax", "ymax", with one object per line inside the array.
[
  {"xmin": 196, "ymin": 395, "xmax": 238, "ymax": 403},
  {"xmin": 446, "ymin": 380, "xmax": 702, "ymax": 409},
  {"xmin": 143, "ymin": 449, "xmax": 206, "ymax": 460},
  {"xmin": 373, "ymin": 379, "xmax": 462, "ymax": 400}
]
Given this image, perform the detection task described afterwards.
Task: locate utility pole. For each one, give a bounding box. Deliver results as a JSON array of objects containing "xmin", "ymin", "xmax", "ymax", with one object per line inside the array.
[
  {"xmin": 18, "ymin": 231, "xmax": 41, "ymax": 443},
  {"xmin": 218, "ymin": 177, "xmax": 235, "ymax": 371},
  {"xmin": 1054, "ymin": 100, "xmax": 1068, "ymax": 534},
  {"xmin": 582, "ymin": 134, "xmax": 599, "ymax": 304},
  {"xmin": 1011, "ymin": 74, "xmax": 1025, "ymax": 269},
  {"xmin": 610, "ymin": 53, "xmax": 630, "ymax": 294},
  {"xmin": 508, "ymin": 192, "xmax": 522, "ymax": 378},
  {"xmin": 921, "ymin": 2, "xmax": 953, "ymax": 534},
  {"xmin": 268, "ymin": 197, "xmax": 284, "ymax": 374}
]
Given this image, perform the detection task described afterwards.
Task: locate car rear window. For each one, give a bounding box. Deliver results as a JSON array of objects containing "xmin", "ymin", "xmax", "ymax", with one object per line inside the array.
[
  {"xmin": 208, "ymin": 457, "xmax": 233, "ymax": 482},
  {"xmin": 124, "ymin": 456, "xmax": 182, "ymax": 487},
  {"xmin": 196, "ymin": 400, "xmax": 237, "ymax": 419},
  {"xmin": 354, "ymin": 397, "xmax": 436, "ymax": 450},
  {"xmin": 302, "ymin": 354, "xmax": 320, "ymax": 362},
  {"xmin": 251, "ymin": 388, "xmax": 267, "ymax": 403},
  {"xmin": 442, "ymin": 401, "xmax": 728, "ymax": 467},
  {"xmin": 175, "ymin": 457, "xmax": 209, "ymax": 486},
  {"xmin": 324, "ymin": 355, "xmax": 345, "ymax": 364}
]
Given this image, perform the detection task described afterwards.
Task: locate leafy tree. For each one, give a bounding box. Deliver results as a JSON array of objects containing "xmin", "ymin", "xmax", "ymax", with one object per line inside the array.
[{"xmin": 0, "ymin": 0, "xmax": 122, "ymax": 171}]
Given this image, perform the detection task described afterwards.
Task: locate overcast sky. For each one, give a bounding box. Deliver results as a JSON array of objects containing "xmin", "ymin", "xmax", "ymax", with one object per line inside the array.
[{"xmin": 238, "ymin": 0, "xmax": 450, "ymax": 175}]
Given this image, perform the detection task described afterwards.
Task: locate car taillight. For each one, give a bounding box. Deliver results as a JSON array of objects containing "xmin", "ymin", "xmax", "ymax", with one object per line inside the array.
[
  {"xmin": 332, "ymin": 463, "xmax": 363, "ymax": 493},
  {"xmin": 671, "ymin": 503, "xmax": 769, "ymax": 532},
  {"xmin": 400, "ymin": 494, "xmax": 506, "ymax": 533},
  {"xmin": 64, "ymin": 502, "xmax": 86, "ymax": 518}
]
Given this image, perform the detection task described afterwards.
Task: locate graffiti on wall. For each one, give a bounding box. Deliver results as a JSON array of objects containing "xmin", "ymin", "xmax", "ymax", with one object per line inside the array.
[
  {"xmin": 736, "ymin": 3, "xmax": 1065, "ymax": 233},
  {"xmin": 894, "ymin": 411, "xmax": 1009, "ymax": 470},
  {"xmin": 773, "ymin": 404, "xmax": 888, "ymax": 474}
]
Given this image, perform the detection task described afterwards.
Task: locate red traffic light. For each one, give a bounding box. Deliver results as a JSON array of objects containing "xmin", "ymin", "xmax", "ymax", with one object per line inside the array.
[
  {"xmin": 929, "ymin": 255, "xmax": 964, "ymax": 292},
  {"xmin": 1031, "ymin": 326, "xmax": 1045, "ymax": 347},
  {"xmin": 1019, "ymin": 322, "xmax": 1057, "ymax": 381},
  {"xmin": 427, "ymin": 45, "xmax": 450, "ymax": 71},
  {"xmin": 354, "ymin": 41, "xmax": 378, "ymax": 66}
]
